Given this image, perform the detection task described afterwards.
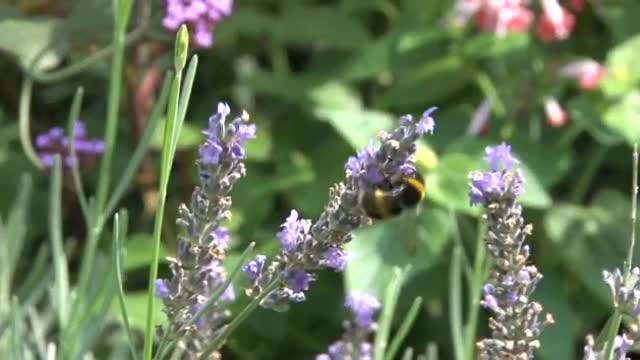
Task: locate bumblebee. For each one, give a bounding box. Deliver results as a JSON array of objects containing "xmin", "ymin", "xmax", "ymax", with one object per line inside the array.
[{"xmin": 359, "ymin": 172, "xmax": 426, "ymax": 220}]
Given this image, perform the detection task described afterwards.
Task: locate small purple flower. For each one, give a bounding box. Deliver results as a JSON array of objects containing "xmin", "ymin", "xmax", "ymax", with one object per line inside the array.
[
  {"xmin": 483, "ymin": 142, "xmax": 520, "ymax": 171},
  {"xmin": 155, "ymin": 279, "xmax": 171, "ymax": 299},
  {"xmin": 417, "ymin": 107, "xmax": 437, "ymax": 135},
  {"xmin": 244, "ymin": 255, "xmax": 266, "ymax": 283},
  {"xmin": 163, "ymin": 0, "xmax": 234, "ymax": 48},
  {"xmin": 319, "ymin": 247, "xmax": 347, "ymax": 271},
  {"xmin": 469, "ymin": 143, "xmax": 525, "ymax": 206},
  {"xmin": 35, "ymin": 121, "xmax": 104, "ymax": 171},
  {"xmin": 208, "ymin": 227, "xmax": 230, "ymax": 248},
  {"xmin": 277, "ymin": 210, "xmax": 312, "ymax": 252},
  {"xmin": 317, "ymin": 292, "xmax": 380, "ymax": 359},
  {"xmin": 346, "ymin": 291, "xmax": 381, "ymax": 329},
  {"xmin": 284, "ymin": 270, "xmax": 314, "ymax": 294}
]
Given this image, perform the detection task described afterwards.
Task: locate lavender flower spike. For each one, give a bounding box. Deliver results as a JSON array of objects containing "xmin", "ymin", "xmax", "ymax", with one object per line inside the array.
[
  {"xmin": 471, "ymin": 144, "xmax": 554, "ymax": 359},
  {"xmin": 316, "ymin": 291, "xmax": 381, "ymax": 360},
  {"xmin": 244, "ymin": 107, "xmax": 437, "ymax": 311},
  {"xmin": 156, "ymin": 102, "xmax": 255, "ymax": 357},
  {"xmin": 35, "ymin": 121, "xmax": 104, "ymax": 170},
  {"xmin": 163, "ymin": 0, "xmax": 234, "ymax": 48}
]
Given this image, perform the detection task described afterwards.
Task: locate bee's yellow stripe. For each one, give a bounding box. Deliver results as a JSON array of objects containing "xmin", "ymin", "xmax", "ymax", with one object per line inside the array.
[
  {"xmin": 406, "ymin": 177, "xmax": 425, "ymax": 200},
  {"xmin": 374, "ymin": 189, "xmax": 391, "ymax": 218}
]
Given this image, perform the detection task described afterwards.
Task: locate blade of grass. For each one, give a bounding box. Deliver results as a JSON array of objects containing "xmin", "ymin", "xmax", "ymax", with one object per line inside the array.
[
  {"xmin": 49, "ymin": 156, "xmax": 70, "ymax": 329},
  {"xmin": 0, "ymin": 174, "xmax": 31, "ymax": 309},
  {"xmin": 373, "ymin": 265, "xmax": 411, "ymax": 360},
  {"xmin": 464, "ymin": 221, "xmax": 488, "ymax": 360},
  {"xmin": 385, "ymin": 296, "xmax": 423, "ymax": 360},
  {"xmin": 103, "ymin": 71, "xmax": 173, "ymax": 219},
  {"xmin": 94, "ymin": 0, "xmax": 134, "ymax": 215},
  {"xmin": 154, "ymin": 242, "xmax": 257, "ymax": 360},
  {"xmin": 66, "ymin": 88, "xmax": 90, "ymax": 223},
  {"xmin": 113, "ymin": 210, "xmax": 138, "ymax": 360},
  {"xmin": 27, "ymin": 307, "xmax": 47, "ymax": 359},
  {"xmin": 170, "ymin": 55, "xmax": 198, "ymax": 157},
  {"xmin": 449, "ymin": 246, "xmax": 465, "ymax": 360},
  {"xmin": 15, "ymin": 244, "xmax": 51, "ymax": 306},
  {"xmin": 143, "ymin": 25, "xmax": 190, "ymax": 360}
]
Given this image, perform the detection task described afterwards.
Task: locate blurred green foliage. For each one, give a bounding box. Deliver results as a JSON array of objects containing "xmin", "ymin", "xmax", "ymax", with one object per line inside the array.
[{"xmin": 1, "ymin": 0, "xmax": 640, "ymax": 359}]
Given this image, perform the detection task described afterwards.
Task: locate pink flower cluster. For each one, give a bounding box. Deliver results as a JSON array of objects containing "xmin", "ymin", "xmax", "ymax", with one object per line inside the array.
[{"xmin": 452, "ymin": 0, "xmax": 585, "ymax": 42}]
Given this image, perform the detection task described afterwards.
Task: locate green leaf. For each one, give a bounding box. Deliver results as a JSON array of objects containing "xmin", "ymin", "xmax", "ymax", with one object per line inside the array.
[
  {"xmin": 534, "ymin": 270, "xmax": 579, "ymax": 360},
  {"xmin": 345, "ymin": 207, "xmax": 453, "ymax": 296},
  {"xmin": 377, "ymin": 56, "xmax": 472, "ymax": 107},
  {"xmin": 463, "ymin": 33, "xmax": 530, "ymax": 60},
  {"xmin": 424, "ymin": 153, "xmax": 483, "ymax": 216},
  {"xmin": 517, "ymin": 164, "xmax": 552, "ymax": 209},
  {"xmin": 603, "ymin": 90, "xmax": 640, "ymax": 145},
  {"xmin": 596, "ymin": 0, "xmax": 640, "ymax": 43},
  {"xmin": 544, "ymin": 190, "xmax": 636, "ymax": 305},
  {"xmin": 112, "ymin": 292, "xmax": 166, "ymax": 330},
  {"xmin": 0, "ymin": 16, "xmax": 64, "ymax": 71},
  {"xmin": 123, "ymin": 233, "xmax": 168, "ymax": 271},
  {"xmin": 601, "ymin": 33, "xmax": 640, "ymax": 97},
  {"xmin": 150, "ymin": 119, "xmax": 203, "ymax": 151},
  {"xmin": 566, "ymin": 96, "xmax": 622, "ymax": 146},
  {"xmin": 273, "ymin": 6, "xmax": 370, "ymax": 49}
]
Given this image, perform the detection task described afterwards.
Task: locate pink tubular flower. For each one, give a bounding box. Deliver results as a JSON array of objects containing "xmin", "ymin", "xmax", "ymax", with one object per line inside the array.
[
  {"xmin": 475, "ymin": 0, "xmax": 535, "ymax": 36},
  {"xmin": 558, "ymin": 58, "xmax": 608, "ymax": 91},
  {"xmin": 536, "ymin": 0, "xmax": 575, "ymax": 42},
  {"xmin": 543, "ymin": 97, "xmax": 569, "ymax": 128}
]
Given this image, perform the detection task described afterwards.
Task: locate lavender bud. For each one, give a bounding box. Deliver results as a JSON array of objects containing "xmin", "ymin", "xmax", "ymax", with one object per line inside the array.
[
  {"xmin": 163, "ymin": 0, "xmax": 234, "ymax": 48},
  {"xmin": 35, "ymin": 121, "xmax": 104, "ymax": 171},
  {"xmin": 472, "ymin": 143, "xmax": 552, "ymax": 359},
  {"xmin": 155, "ymin": 102, "xmax": 255, "ymax": 356}
]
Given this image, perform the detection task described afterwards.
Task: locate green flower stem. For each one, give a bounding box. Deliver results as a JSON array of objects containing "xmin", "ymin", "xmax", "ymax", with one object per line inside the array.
[
  {"xmin": 76, "ymin": 0, "xmax": 134, "ymax": 302},
  {"xmin": 143, "ymin": 25, "xmax": 188, "ymax": 360},
  {"xmin": 570, "ymin": 145, "xmax": 608, "ymax": 204}
]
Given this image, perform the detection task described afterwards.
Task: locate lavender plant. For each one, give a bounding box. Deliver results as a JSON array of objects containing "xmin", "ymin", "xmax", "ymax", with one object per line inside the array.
[
  {"xmin": 155, "ymin": 102, "xmax": 255, "ymax": 357},
  {"xmin": 243, "ymin": 107, "xmax": 437, "ymax": 311},
  {"xmin": 163, "ymin": 0, "xmax": 234, "ymax": 48},
  {"xmin": 469, "ymin": 143, "xmax": 554, "ymax": 359},
  {"xmin": 316, "ymin": 291, "xmax": 382, "ymax": 360},
  {"xmin": 583, "ymin": 146, "xmax": 640, "ymax": 360}
]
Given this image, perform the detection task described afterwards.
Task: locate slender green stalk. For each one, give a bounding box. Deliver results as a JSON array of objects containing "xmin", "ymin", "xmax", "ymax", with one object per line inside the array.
[
  {"xmin": 464, "ymin": 221, "xmax": 488, "ymax": 360},
  {"xmin": 94, "ymin": 0, "xmax": 134, "ymax": 215},
  {"xmin": 143, "ymin": 25, "xmax": 190, "ymax": 360},
  {"xmin": 49, "ymin": 157, "xmax": 70, "ymax": 329},
  {"xmin": 66, "ymin": 88, "xmax": 91, "ymax": 223},
  {"xmin": 77, "ymin": 0, "xmax": 134, "ymax": 302},
  {"xmin": 200, "ymin": 280, "xmax": 280, "ymax": 358},
  {"xmin": 449, "ymin": 247, "xmax": 465, "ymax": 360},
  {"xmin": 113, "ymin": 211, "xmax": 138, "ymax": 360},
  {"xmin": 103, "ymin": 71, "xmax": 173, "ymax": 219},
  {"xmin": 385, "ymin": 296, "xmax": 423, "ymax": 360},
  {"xmin": 602, "ymin": 312, "xmax": 622, "ymax": 360},
  {"xmin": 373, "ymin": 266, "xmax": 411, "ymax": 360},
  {"xmin": 625, "ymin": 144, "xmax": 639, "ymax": 275},
  {"xmin": 18, "ymin": 77, "xmax": 41, "ymax": 169}
]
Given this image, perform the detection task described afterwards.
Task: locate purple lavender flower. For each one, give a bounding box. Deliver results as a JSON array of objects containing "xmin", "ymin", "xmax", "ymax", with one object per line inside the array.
[
  {"xmin": 156, "ymin": 102, "xmax": 255, "ymax": 356},
  {"xmin": 163, "ymin": 0, "xmax": 233, "ymax": 48},
  {"xmin": 471, "ymin": 144, "xmax": 554, "ymax": 359},
  {"xmin": 244, "ymin": 108, "xmax": 437, "ymax": 310},
  {"xmin": 35, "ymin": 121, "xmax": 104, "ymax": 170},
  {"xmin": 583, "ymin": 333, "xmax": 634, "ymax": 360},
  {"xmin": 316, "ymin": 292, "xmax": 381, "ymax": 360},
  {"xmin": 345, "ymin": 291, "xmax": 381, "ymax": 330}
]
